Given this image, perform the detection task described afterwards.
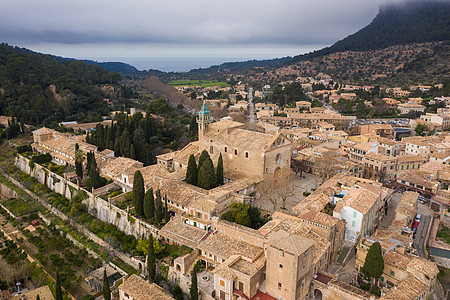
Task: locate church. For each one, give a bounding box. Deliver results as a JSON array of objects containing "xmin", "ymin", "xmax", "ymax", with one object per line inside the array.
[{"xmin": 158, "ymin": 101, "xmax": 292, "ymax": 186}]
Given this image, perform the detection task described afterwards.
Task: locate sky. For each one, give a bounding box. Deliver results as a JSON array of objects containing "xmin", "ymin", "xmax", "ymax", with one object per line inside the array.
[{"xmin": 1, "ymin": 0, "xmax": 413, "ymax": 71}]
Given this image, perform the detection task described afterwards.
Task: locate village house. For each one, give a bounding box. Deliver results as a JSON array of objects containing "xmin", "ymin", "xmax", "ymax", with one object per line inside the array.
[
  {"xmin": 397, "ymin": 102, "xmax": 426, "ymax": 115},
  {"xmin": 118, "ymin": 274, "xmax": 174, "ymax": 300}
]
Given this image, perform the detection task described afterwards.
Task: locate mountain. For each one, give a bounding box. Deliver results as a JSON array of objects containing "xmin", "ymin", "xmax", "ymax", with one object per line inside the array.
[
  {"xmin": 181, "ymin": 1, "xmax": 450, "ymax": 76},
  {"xmin": 291, "ymin": 1, "xmax": 450, "ymax": 62},
  {"xmin": 0, "ymin": 43, "xmax": 125, "ymax": 125},
  {"xmin": 83, "ymin": 61, "xmax": 138, "ymax": 74}
]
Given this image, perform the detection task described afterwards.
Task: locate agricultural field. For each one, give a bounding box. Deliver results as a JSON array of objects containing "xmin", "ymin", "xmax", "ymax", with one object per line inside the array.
[{"xmin": 168, "ymin": 79, "xmax": 229, "ymax": 88}]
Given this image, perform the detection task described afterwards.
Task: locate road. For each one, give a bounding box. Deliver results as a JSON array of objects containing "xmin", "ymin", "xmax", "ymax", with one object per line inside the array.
[
  {"xmin": 413, "ymin": 203, "xmax": 433, "ymax": 258},
  {"xmin": 248, "ymin": 87, "xmax": 255, "ymax": 123}
]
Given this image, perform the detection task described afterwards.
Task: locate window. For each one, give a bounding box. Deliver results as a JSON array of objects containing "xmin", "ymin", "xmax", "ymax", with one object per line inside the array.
[
  {"xmin": 210, "ymin": 146, "xmax": 214, "ymax": 154},
  {"xmin": 275, "ymin": 153, "xmax": 281, "ymax": 164},
  {"xmin": 352, "ymin": 221, "xmax": 356, "ymax": 227},
  {"xmin": 353, "ymin": 211, "xmax": 357, "ymax": 218},
  {"xmin": 245, "ymin": 152, "xmax": 249, "ymax": 158},
  {"xmin": 220, "ymin": 279, "xmax": 225, "ymax": 287},
  {"xmin": 278, "ymin": 249, "xmax": 284, "ymax": 257},
  {"xmin": 235, "ymin": 149, "xmax": 238, "ymax": 155},
  {"xmin": 279, "ymin": 264, "xmax": 283, "ymax": 269},
  {"xmin": 224, "ymin": 146, "xmax": 227, "ymax": 153},
  {"xmin": 278, "ymin": 282, "xmax": 282, "ymax": 290}
]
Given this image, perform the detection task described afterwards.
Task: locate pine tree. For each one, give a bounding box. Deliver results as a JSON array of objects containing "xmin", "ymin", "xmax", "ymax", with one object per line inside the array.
[
  {"xmin": 155, "ymin": 189, "xmax": 162, "ymax": 224},
  {"xmin": 190, "ymin": 268, "xmax": 199, "ymax": 300},
  {"xmin": 133, "ymin": 170, "xmax": 145, "ymax": 217},
  {"xmin": 362, "ymin": 241, "xmax": 384, "ymax": 292},
  {"xmin": 216, "ymin": 153, "xmax": 224, "ymax": 186},
  {"xmin": 185, "ymin": 154, "xmax": 198, "ymax": 185},
  {"xmin": 36, "ymin": 295, "xmax": 40, "ymax": 300},
  {"xmin": 164, "ymin": 194, "xmax": 169, "ymax": 223},
  {"xmin": 198, "ymin": 150, "xmax": 210, "ymax": 169},
  {"xmin": 197, "ymin": 157, "xmax": 217, "ymax": 190},
  {"xmin": 103, "ymin": 269, "xmax": 111, "ymax": 300},
  {"xmin": 147, "ymin": 233, "xmax": 156, "ymax": 282},
  {"xmin": 55, "ymin": 271, "xmax": 63, "ymax": 300},
  {"xmin": 144, "ymin": 188, "xmax": 155, "ymax": 220}
]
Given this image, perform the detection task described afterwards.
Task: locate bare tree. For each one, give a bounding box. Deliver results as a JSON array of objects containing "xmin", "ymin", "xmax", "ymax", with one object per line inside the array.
[
  {"xmin": 313, "ymin": 151, "xmax": 337, "ymax": 183},
  {"xmin": 259, "ymin": 172, "xmax": 297, "ymax": 211},
  {"xmin": 291, "ymin": 158, "xmax": 308, "ymax": 177}
]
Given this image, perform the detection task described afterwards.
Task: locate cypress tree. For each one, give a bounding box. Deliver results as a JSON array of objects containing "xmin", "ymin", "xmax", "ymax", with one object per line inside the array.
[
  {"xmin": 144, "ymin": 188, "xmax": 155, "ymax": 220},
  {"xmin": 133, "ymin": 170, "xmax": 145, "ymax": 217},
  {"xmin": 87, "ymin": 151, "xmax": 102, "ymax": 189},
  {"xmin": 362, "ymin": 241, "xmax": 384, "ymax": 292},
  {"xmin": 190, "ymin": 268, "xmax": 198, "ymax": 300},
  {"xmin": 190, "ymin": 115, "xmax": 198, "ymax": 138},
  {"xmin": 216, "ymin": 153, "xmax": 224, "ymax": 186},
  {"xmin": 198, "ymin": 150, "xmax": 210, "ymax": 169},
  {"xmin": 103, "ymin": 269, "xmax": 111, "ymax": 300},
  {"xmin": 155, "ymin": 189, "xmax": 162, "ymax": 224},
  {"xmin": 75, "ymin": 143, "xmax": 84, "ymax": 179},
  {"xmin": 130, "ymin": 144, "xmax": 136, "ymax": 159},
  {"xmin": 164, "ymin": 194, "xmax": 169, "ymax": 223},
  {"xmin": 197, "ymin": 157, "xmax": 217, "ymax": 190},
  {"xmin": 55, "ymin": 271, "xmax": 63, "ymax": 300},
  {"xmin": 147, "ymin": 233, "xmax": 156, "ymax": 282},
  {"xmin": 185, "ymin": 154, "xmax": 198, "ymax": 185}
]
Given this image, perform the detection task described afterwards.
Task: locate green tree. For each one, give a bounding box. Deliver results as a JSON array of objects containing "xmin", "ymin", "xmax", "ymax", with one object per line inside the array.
[
  {"xmin": 144, "ymin": 188, "xmax": 155, "ymax": 220},
  {"xmin": 164, "ymin": 195, "xmax": 169, "ymax": 223},
  {"xmin": 235, "ymin": 210, "xmax": 252, "ymax": 227},
  {"xmin": 173, "ymin": 285, "xmax": 184, "ymax": 300},
  {"xmin": 197, "ymin": 157, "xmax": 217, "ymax": 190},
  {"xmin": 147, "ymin": 233, "xmax": 156, "ymax": 282},
  {"xmin": 216, "ymin": 153, "xmax": 224, "ymax": 186},
  {"xmin": 190, "ymin": 268, "xmax": 199, "ymax": 300},
  {"xmin": 362, "ymin": 241, "xmax": 384, "ymax": 292},
  {"xmin": 415, "ymin": 123, "xmax": 427, "ymax": 136},
  {"xmin": 189, "ymin": 115, "xmax": 198, "ymax": 138},
  {"xmin": 55, "ymin": 271, "xmax": 63, "ymax": 300},
  {"xmin": 75, "ymin": 143, "xmax": 84, "ymax": 179},
  {"xmin": 198, "ymin": 150, "xmax": 210, "ymax": 169},
  {"xmin": 133, "ymin": 170, "xmax": 145, "ymax": 217},
  {"xmin": 185, "ymin": 154, "xmax": 198, "ymax": 185},
  {"xmin": 155, "ymin": 189, "xmax": 162, "ymax": 224},
  {"xmin": 103, "ymin": 269, "xmax": 111, "ymax": 300},
  {"xmin": 36, "ymin": 295, "xmax": 40, "ymax": 300},
  {"xmin": 87, "ymin": 152, "xmax": 103, "ymax": 189}
]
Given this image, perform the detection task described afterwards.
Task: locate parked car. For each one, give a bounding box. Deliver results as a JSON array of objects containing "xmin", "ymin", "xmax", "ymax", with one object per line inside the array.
[{"xmin": 415, "ymin": 214, "xmax": 421, "ymax": 222}]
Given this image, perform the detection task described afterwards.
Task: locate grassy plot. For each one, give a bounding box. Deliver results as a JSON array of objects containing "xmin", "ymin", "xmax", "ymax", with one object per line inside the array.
[
  {"xmin": 0, "ymin": 197, "xmax": 39, "ymax": 216},
  {"xmin": 168, "ymin": 80, "xmax": 229, "ymax": 88}
]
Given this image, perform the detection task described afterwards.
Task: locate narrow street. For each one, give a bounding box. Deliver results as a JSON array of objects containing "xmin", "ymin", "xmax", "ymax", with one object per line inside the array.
[{"xmin": 413, "ymin": 203, "xmax": 434, "ymax": 258}]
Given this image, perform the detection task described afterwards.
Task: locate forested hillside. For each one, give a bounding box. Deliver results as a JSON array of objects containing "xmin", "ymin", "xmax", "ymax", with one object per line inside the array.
[
  {"xmin": 292, "ymin": 1, "xmax": 450, "ymax": 62},
  {"xmin": 0, "ymin": 43, "xmax": 125, "ymax": 125}
]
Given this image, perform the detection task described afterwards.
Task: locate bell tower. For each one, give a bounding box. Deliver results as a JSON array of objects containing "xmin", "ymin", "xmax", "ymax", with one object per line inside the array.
[{"xmin": 197, "ymin": 101, "xmax": 211, "ymax": 140}]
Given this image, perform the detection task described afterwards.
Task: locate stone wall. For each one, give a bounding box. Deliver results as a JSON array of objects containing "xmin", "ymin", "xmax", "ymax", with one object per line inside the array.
[
  {"xmin": 0, "ymin": 183, "xmax": 18, "ymax": 199},
  {"xmin": 16, "ymin": 155, "xmax": 80, "ymax": 200},
  {"xmin": 16, "ymin": 154, "xmax": 159, "ymax": 240}
]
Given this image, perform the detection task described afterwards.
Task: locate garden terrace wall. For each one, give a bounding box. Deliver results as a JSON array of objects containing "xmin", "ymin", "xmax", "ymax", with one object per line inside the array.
[
  {"xmin": 16, "ymin": 154, "xmax": 159, "ymax": 239},
  {"xmin": 0, "ymin": 183, "xmax": 18, "ymax": 199},
  {"xmin": 92, "ymin": 182, "xmax": 120, "ymax": 196},
  {"xmin": 16, "ymin": 155, "xmax": 80, "ymax": 200}
]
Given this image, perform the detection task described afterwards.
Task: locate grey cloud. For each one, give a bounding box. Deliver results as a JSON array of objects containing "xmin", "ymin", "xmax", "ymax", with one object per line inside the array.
[{"xmin": 1, "ymin": 0, "xmax": 412, "ymax": 46}]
